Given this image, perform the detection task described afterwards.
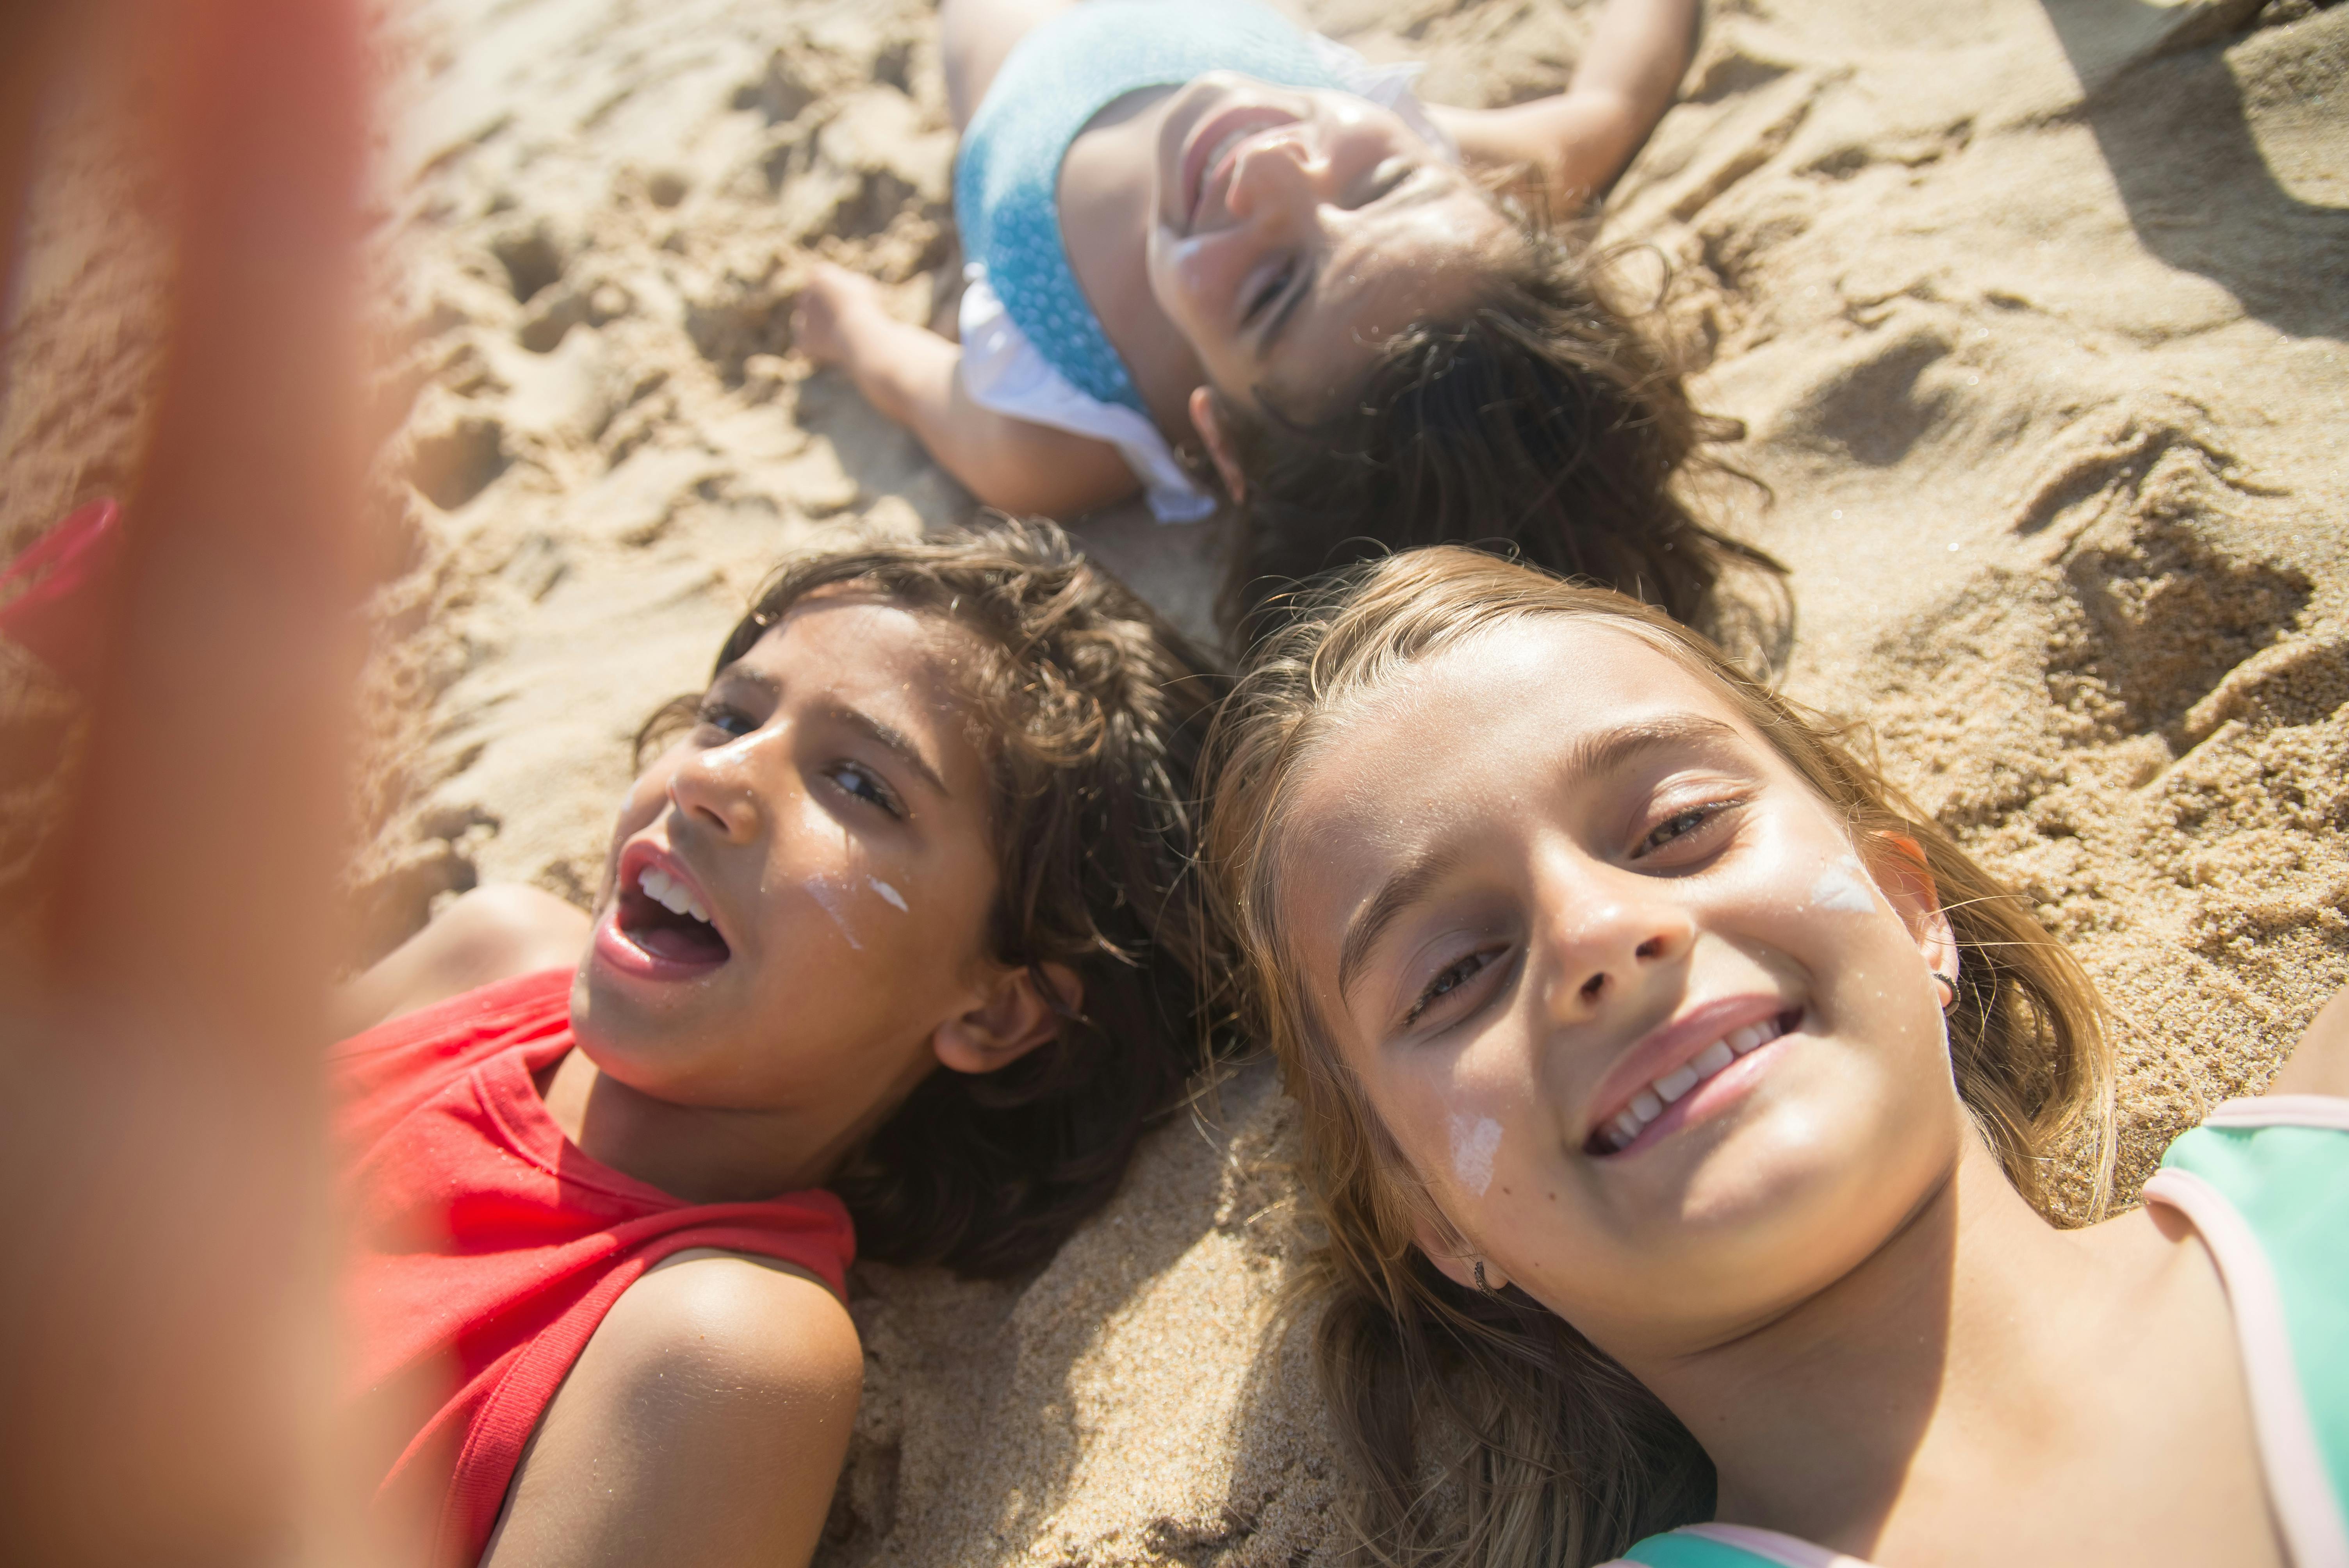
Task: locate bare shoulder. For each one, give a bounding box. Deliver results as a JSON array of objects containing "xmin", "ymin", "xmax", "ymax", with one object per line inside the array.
[
  {"xmin": 331, "ymin": 883, "xmax": 591, "ymax": 1036},
  {"xmin": 2265, "ymin": 983, "xmax": 2349, "ymax": 1098},
  {"xmin": 481, "ymin": 1250, "xmax": 861, "ymax": 1568},
  {"xmin": 596, "ymin": 1247, "xmax": 862, "ymax": 1393}
]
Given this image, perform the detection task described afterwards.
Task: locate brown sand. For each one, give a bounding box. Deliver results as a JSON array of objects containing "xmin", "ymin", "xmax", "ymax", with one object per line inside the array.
[{"xmin": 3, "ymin": 0, "xmax": 2344, "ymax": 1561}]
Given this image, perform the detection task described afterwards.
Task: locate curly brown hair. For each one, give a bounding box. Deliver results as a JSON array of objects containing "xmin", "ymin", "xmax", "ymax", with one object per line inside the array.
[
  {"xmin": 1212, "ymin": 219, "xmax": 1785, "ymax": 662},
  {"xmin": 639, "ymin": 516, "xmax": 1232, "ymax": 1277},
  {"xmin": 1203, "ymin": 548, "xmax": 2112, "ymax": 1567}
]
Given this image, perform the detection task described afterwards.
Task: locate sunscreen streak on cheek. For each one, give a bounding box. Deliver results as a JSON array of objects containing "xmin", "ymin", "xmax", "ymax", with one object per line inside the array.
[
  {"xmin": 1448, "ymin": 1114, "xmax": 1502, "ymax": 1198},
  {"xmin": 868, "ymin": 877, "xmax": 907, "ymax": 912},
  {"xmin": 805, "ymin": 877, "xmax": 863, "ymax": 950},
  {"xmin": 1808, "ymin": 853, "xmax": 1880, "ymax": 915}
]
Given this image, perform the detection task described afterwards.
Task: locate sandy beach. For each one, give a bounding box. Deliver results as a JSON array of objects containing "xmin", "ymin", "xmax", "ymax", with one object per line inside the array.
[{"xmin": 4, "ymin": 0, "xmax": 2344, "ymax": 1561}]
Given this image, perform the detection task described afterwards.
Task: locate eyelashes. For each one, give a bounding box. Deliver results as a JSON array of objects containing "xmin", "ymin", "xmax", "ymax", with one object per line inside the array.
[
  {"xmin": 689, "ymin": 700, "xmax": 906, "ymax": 820},
  {"xmin": 1404, "ymin": 945, "xmax": 1504, "ymax": 1028},
  {"xmin": 1244, "ymin": 260, "xmax": 1295, "ymax": 323},
  {"xmin": 1392, "ymin": 795, "xmax": 1753, "ymax": 1031}
]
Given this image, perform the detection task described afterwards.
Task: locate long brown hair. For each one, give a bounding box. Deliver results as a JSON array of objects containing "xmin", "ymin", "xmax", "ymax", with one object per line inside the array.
[
  {"xmin": 1211, "ymin": 217, "xmax": 1786, "ymax": 665},
  {"xmin": 1202, "ymin": 548, "xmax": 2113, "ymax": 1567},
  {"xmin": 640, "ymin": 517, "xmax": 1233, "ymax": 1277}
]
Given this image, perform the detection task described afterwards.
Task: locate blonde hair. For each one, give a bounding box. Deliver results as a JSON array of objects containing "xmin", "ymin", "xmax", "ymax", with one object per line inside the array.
[{"xmin": 1202, "ymin": 548, "xmax": 2113, "ymax": 1568}]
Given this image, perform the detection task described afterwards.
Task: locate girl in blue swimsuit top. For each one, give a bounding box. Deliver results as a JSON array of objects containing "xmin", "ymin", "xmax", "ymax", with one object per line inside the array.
[
  {"xmin": 794, "ymin": 0, "xmax": 1780, "ymax": 644},
  {"xmin": 1203, "ymin": 547, "xmax": 2349, "ymax": 1568}
]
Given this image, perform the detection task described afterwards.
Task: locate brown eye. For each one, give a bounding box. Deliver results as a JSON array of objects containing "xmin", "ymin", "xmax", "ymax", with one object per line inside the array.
[
  {"xmin": 1406, "ymin": 949, "xmax": 1494, "ymax": 1026},
  {"xmin": 695, "ymin": 700, "xmax": 755, "ymax": 739},
  {"xmin": 1636, "ymin": 799, "xmax": 1743, "ymax": 859}
]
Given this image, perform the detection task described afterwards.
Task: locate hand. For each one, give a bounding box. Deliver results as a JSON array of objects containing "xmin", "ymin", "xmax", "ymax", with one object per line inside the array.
[
  {"xmin": 0, "ymin": 0, "xmax": 373, "ymax": 1561},
  {"xmin": 791, "ymin": 260, "xmax": 894, "ymax": 370}
]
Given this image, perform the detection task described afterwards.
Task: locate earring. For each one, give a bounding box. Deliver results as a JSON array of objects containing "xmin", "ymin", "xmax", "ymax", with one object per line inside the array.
[
  {"xmin": 1472, "ymin": 1260, "xmax": 1496, "ymax": 1294},
  {"xmin": 1932, "ymin": 969, "xmax": 1958, "ymax": 1010}
]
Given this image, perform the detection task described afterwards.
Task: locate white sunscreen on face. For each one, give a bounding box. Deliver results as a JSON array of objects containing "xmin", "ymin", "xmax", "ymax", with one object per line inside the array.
[
  {"xmin": 1448, "ymin": 1114, "xmax": 1502, "ymax": 1197},
  {"xmin": 805, "ymin": 877, "xmax": 863, "ymax": 949},
  {"xmin": 868, "ymin": 877, "xmax": 907, "ymax": 912},
  {"xmin": 1808, "ymin": 853, "xmax": 1878, "ymax": 914}
]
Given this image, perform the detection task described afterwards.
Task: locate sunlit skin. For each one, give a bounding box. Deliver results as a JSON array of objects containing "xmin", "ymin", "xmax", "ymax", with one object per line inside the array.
[
  {"xmin": 339, "ymin": 592, "xmax": 1075, "ymax": 1568},
  {"xmin": 1144, "ymin": 74, "xmax": 1510, "ymax": 429},
  {"xmin": 1273, "ymin": 617, "xmax": 2290, "ymax": 1564},
  {"xmin": 551, "ymin": 592, "xmax": 1072, "ymax": 1204},
  {"xmin": 1281, "ymin": 620, "xmax": 1964, "ymax": 1354}
]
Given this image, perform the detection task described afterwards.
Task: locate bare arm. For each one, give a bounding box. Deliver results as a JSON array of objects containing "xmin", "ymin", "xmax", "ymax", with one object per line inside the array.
[
  {"xmin": 481, "ymin": 1250, "xmax": 863, "ymax": 1568},
  {"xmin": 1427, "ymin": 0, "xmax": 1702, "ymax": 210},
  {"xmin": 2265, "ymin": 983, "xmax": 2349, "ymax": 1098},
  {"xmin": 792, "ymin": 263, "xmax": 1141, "ymax": 520},
  {"xmin": 331, "ymin": 883, "xmax": 591, "ymax": 1036}
]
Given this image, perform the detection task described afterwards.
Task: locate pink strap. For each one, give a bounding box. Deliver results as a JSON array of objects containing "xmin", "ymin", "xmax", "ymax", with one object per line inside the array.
[{"xmin": 2144, "ymin": 1166, "xmax": 2349, "ymax": 1568}]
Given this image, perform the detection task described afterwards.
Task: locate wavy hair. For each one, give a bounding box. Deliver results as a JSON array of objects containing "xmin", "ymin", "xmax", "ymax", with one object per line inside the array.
[
  {"xmin": 639, "ymin": 516, "xmax": 1231, "ymax": 1276},
  {"xmin": 1202, "ymin": 547, "xmax": 2112, "ymax": 1566}
]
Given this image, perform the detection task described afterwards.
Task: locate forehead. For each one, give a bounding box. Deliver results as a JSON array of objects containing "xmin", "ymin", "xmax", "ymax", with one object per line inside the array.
[
  {"xmin": 1286, "ymin": 617, "xmax": 1757, "ymax": 870},
  {"xmin": 732, "ymin": 595, "xmax": 991, "ymax": 775},
  {"xmin": 1256, "ymin": 185, "xmax": 1510, "ymax": 412}
]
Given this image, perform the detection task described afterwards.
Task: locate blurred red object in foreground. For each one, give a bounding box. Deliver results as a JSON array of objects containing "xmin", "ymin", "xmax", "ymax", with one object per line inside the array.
[{"xmin": 0, "ymin": 498, "xmax": 125, "ymax": 687}]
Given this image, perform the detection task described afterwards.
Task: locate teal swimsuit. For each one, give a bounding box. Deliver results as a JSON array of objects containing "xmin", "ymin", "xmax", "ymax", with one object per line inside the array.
[{"xmin": 1609, "ymin": 1097, "xmax": 2349, "ymax": 1568}]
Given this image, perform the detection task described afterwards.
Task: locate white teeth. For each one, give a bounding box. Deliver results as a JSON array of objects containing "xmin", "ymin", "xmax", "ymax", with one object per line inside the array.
[
  {"xmin": 635, "ymin": 865, "xmax": 711, "ymax": 924},
  {"xmin": 1653, "ymin": 1063, "xmax": 1700, "ymax": 1103},
  {"xmin": 1599, "ymin": 1015, "xmax": 1793, "ymax": 1152}
]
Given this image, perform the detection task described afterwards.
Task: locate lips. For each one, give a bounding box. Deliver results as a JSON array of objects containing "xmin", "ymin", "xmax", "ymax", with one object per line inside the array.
[
  {"xmin": 1583, "ymin": 997, "xmax": 1801, "ymax": 1157},
  {"xmin": 1180, "ymin": 102, "xmax": 1299, "ymax": 230},
  {"xmin": 594, "ymin": 842, "xmax": 731, "ymax": 980}
]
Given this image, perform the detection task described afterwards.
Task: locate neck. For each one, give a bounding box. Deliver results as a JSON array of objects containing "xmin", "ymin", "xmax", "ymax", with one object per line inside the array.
[
  {"xmin": 535, "ymin": 1048, "xmax": 907, "ymax": 1204},
  {"xmin": 1631, "ymin": 1140, "xmax": 2147, "ymax": 1552}
]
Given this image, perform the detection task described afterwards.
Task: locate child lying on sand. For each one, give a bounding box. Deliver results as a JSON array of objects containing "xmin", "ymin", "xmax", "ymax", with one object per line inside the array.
[
  {"xmin": 333, "ymin": 519, "xmax": 1225, "ymax": 1568},
  {"xmin": 1204, "ymin": 548, "xmax": 2349, "ymax": 1567},
  {"xmin": 795, "ymin": 0, "xmax": 1777, "ymax": 638}
]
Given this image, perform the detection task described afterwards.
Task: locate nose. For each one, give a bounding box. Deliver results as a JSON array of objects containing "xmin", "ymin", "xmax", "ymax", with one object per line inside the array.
[
  {"xmin": 1225, "ymin": 130, "xmax": 1331, "ymax": 225},
  {"xmin": 1530, "ymin": 851, "xmax": 1697, "ymax": 1023},
  {"xmin": 664, "ymin": 734, "xmax": 773, "ymax": 843}
]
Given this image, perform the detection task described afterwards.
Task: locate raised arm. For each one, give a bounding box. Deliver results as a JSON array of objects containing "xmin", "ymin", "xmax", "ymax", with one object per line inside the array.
[
  {"xmin": 792, "ymin": 263, "xmax": 1141, "ymax": 520},
  {"xmin": 1427, "ymin": 0, "xmax": 1702, "ymax": 211}
]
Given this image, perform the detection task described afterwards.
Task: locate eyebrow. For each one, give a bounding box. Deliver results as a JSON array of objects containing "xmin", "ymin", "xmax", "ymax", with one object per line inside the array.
[
  {"xmin": 710, "ymin": 665, "xmax": 952, "ymax": 798},
  {"xmin": 1330, "ymin": 713, "xmax": 1746, "ymax": 1005},
  {"xmin": 836, "ymin": 706, "xmax": 952, "ymax": 798}
]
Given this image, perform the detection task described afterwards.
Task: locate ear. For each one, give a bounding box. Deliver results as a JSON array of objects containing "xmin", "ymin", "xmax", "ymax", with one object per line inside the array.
[
  {"xmin": 1187, "ymin": 385, "xmax": 1248, "ymax": 504},
  {"xmin": 931, "ymin": 962, "xmax": 1083, "ymax": 1075},
  {"xmin": 1870, "ymin": 834, "xmax": 1958, "ymax": 991},
  {"xmin": 1410, "ymin": 1210, "xmax": 1509, "ymax": 1293}
]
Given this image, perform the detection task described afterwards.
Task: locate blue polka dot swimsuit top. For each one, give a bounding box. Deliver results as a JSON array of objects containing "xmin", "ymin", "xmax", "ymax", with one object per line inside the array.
[{"xmin": 954, "ymin": 0, "xmax": 1348, "ymax": 415}]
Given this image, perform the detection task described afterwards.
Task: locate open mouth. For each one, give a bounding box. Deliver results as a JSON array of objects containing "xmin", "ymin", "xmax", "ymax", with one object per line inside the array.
[
  {"xmin": 613, "ymin": 862, "xmax": 730, "ymax": 967},
  {"xmin": 1584, "ymin": 1009, "xmax": 1801, "ymax": 1156}
]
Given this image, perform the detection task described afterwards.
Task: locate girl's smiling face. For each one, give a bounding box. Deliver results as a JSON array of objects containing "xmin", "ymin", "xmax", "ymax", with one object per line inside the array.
[
  {"xmin": 1144, "ymin": 73, "xmax": 1509, "ymax": 422},
  {"xmin": 1276, "ymin": 617, "xmax": 1967, "ymax": 1362},
  {"xmin": 572, "ymin": 593, "xmax": 1023, "ymax": 1123}
]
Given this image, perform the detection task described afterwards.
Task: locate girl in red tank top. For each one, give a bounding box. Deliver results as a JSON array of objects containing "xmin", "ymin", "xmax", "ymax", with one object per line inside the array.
[{"xmin": 333, "ymin": 520, "xmax": 1226, "ymax": 1568}]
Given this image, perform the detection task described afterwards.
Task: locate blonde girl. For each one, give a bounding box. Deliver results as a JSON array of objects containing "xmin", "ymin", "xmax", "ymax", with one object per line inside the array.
[{"xmin": 1203, "ymin": 548, "xmax": 2349, "ymax": 1567}]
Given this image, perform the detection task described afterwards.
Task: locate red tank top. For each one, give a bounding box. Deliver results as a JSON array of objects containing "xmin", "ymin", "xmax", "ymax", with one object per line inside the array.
[{"xmin": 333, "ymin": 969, "xmax": 856, "ymax": 1565}]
